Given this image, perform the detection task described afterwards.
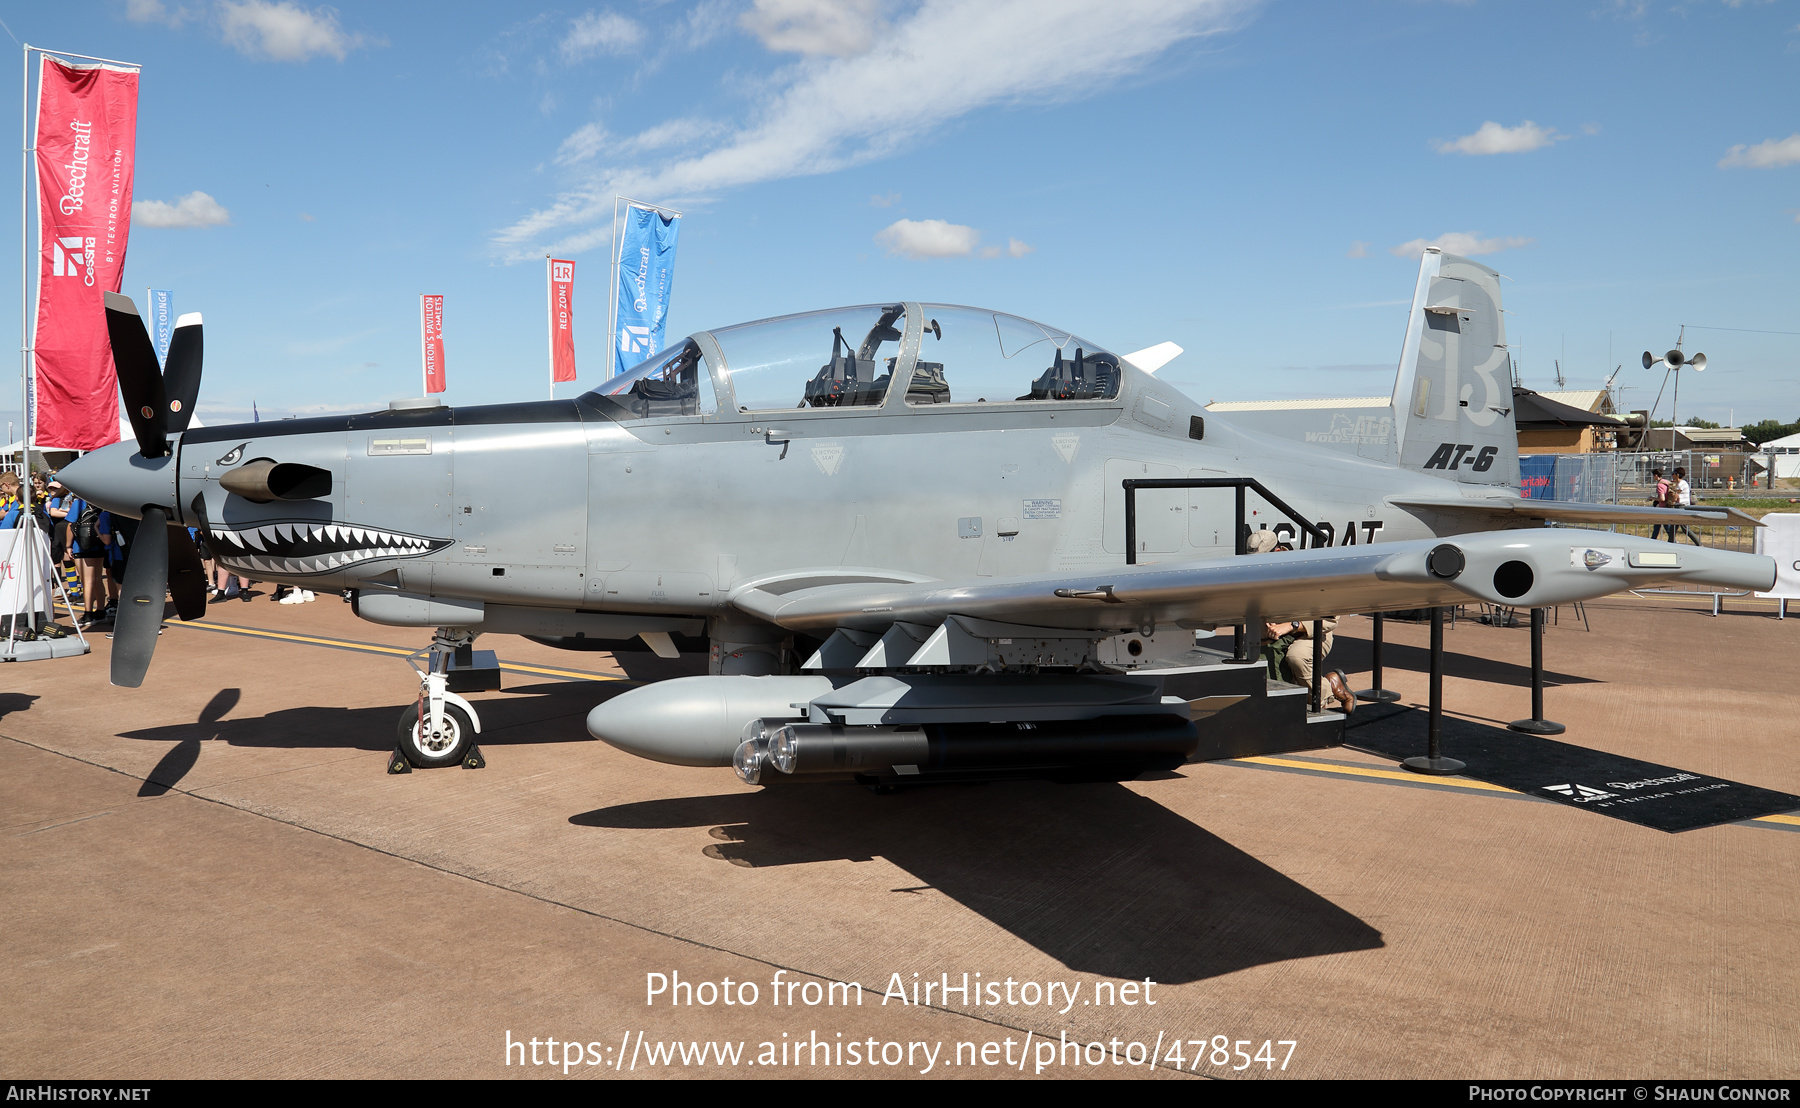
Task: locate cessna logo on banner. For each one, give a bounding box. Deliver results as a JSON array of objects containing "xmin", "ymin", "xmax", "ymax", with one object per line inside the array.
[
  {"xmin": 421, "ymin": 295, "xmax": 446, "ymax": 394},
  {"xmin": 52, "ymin": 236, "xmax": 92, "ymax": 279},
  {"xmin": 31, "ymin": 55, "xmax": 139, "ymax": 451},
  {"xmin": 612, "ymin": 204, "xmax": 680, "ymax": 377},
  {"xmin": 549, "ymin": 258, "xmax": 576, "ymax": 384}
]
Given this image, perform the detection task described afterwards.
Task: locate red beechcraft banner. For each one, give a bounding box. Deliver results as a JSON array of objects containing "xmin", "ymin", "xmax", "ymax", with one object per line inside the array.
[
  {"xmin": 421, "ymin": 295, "xmax": 446, "ymax": 394},
  {"xmin": 549, "ymin": 258, "xmax": 577, "ymax": 383},
  {"xmin": 32, "ymin": 56, "xmax": 139, "ymax": 451}
]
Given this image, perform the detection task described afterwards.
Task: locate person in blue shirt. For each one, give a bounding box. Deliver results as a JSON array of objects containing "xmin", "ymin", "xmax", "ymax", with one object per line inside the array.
[{"xmin": 0, "ymin": 472, "xmax": 21, "ymax": 528}]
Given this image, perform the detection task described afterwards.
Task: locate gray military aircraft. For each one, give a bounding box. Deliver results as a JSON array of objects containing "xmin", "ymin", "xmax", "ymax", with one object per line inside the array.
[{"xmin": 63, "ymin": 249, "xmax": 1774, "ymax": 783}]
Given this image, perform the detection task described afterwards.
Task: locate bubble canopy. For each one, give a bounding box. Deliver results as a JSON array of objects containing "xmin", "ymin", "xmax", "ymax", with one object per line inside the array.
[{"xmin": 591, "ymin": 303, "xmax": 1121, "ymax": 415}]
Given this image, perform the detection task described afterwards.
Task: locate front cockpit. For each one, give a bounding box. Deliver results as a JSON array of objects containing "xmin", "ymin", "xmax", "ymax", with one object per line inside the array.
[{"xmin": 581, "ymin": 302, "xmax": 1123, "ymax": 420}]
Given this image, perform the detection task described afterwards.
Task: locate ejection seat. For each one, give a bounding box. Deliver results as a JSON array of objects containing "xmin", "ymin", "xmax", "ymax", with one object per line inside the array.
[{"xmin": 1019, "ymin": 347, "xmax": 1118, "ymax": 401}]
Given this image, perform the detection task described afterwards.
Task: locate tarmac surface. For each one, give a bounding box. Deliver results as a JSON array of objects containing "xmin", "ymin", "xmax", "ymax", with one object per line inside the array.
[{"xmin": 3, "ymin": 587, "xmax": 1796, "ymax": 1080}]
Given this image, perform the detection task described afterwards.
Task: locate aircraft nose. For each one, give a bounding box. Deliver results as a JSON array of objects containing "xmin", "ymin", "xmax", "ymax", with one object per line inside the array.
[{"xmin": 57, "ymin": 441, "xmax": 179, "ymax": 521}]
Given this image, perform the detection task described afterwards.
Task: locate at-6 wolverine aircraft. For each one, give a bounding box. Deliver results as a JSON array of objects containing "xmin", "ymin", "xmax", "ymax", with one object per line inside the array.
[{"xmin": 64, "ymin": 250, "xmax": 1774, "ymax": 783}]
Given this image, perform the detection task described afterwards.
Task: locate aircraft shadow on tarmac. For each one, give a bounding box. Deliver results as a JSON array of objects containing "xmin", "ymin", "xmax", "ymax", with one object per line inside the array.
[
  {"xmin": 117, "ymin": 679, "xmax": 613, "ymax": 795},
  {"xmin": 572, "ymin": 781, "xmax": 1385, "ymax": 984},
  {"xmin": 1331, "ymin": 632, "xmax": 1598, "ymax": 689}
]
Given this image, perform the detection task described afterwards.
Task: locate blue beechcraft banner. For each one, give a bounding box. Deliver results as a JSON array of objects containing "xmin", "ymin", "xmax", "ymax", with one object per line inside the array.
[
  {"xmin": 613, "ymin": 205, "xmax": 680, "ymax": 377},
  {"xmin": 147, "ymin": 289, "xmax": 174, "ymax": 366}
]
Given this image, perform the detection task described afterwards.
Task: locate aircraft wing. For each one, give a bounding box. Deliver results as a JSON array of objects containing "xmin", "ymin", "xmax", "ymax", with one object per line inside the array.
[
  {"xmin": 1389, "ymin": 496, "xmax": 1763, "ymax": 529},
  {"xmin": 730, "ymin": 528, "xmax": 1776, "ymax": 637}
]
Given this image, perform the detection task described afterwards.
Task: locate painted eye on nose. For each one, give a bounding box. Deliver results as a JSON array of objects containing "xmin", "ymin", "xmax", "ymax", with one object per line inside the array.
[{"xmin": 216, "ymin": 444, "xmax": 247, "ymax": 466}]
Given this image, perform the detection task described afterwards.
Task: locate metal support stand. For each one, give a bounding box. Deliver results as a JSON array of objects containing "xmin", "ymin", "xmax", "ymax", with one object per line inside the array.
[
  {"xmin": 1780, "ymin": 599, "xmax": 1787, "ymax": 620},
  {"xmin": 1356, "ymin": 612, "xmax": 1401, "ymax": 703},
  {"xmin": 1508, "ymin": 607, "xmax": 1566, "ymax": 735},
  {"xmin": 1310, "ymin": 620, "xmax": 1324, "ymax": 712},
  {"xmin": 1404, "ymin": 606, "xmax": 1465, "ymax": 775}
]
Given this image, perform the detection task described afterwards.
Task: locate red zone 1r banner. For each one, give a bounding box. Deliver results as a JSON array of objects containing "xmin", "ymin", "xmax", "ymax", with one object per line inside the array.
[
  {"xmin": 421, "ymin": 295, "xmax": 446, "ymax": 394},
  {"xmin": 550, "ymin": 258, "xmax": 577, "ymax": 383},
  {"xmin": 32, "ymin": 56, "xmax": 138, "ymax": 452}
]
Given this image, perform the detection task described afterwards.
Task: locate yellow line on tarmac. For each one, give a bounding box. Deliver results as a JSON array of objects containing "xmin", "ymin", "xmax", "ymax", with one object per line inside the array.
[
  {"xmin": 1238, "ymin": 754, "xmax": 1520, "ymax": 794},
  {"xmin": 161, "ymin": 619, "xmax": 627, "ymax": 683}
]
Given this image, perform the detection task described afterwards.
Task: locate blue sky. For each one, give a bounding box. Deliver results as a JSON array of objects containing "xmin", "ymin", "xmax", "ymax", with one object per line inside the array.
[{"xmin": 5, "ymin": 0, "xmax": 1799, "ymax": 433}]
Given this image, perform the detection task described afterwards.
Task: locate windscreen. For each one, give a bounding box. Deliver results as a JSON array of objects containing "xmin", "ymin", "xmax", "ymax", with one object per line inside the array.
[{"xmin": 711, "ymin": 304, "xmax": 906, "ymax": 412}]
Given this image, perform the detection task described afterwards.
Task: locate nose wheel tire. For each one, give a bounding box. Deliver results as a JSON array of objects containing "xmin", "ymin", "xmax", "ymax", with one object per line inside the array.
[{"xmin": 397, "ymin": 702, "xmax": 474, "ymax": 769}]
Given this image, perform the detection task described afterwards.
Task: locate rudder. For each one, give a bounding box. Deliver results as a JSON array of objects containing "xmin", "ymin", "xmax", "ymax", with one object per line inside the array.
[{"xmin": 1390, "ymin": 249, "xmax": 1519, "ymax": 490}]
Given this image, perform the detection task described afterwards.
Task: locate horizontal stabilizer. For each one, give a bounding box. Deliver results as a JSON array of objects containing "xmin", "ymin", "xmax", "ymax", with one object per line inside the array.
[
  {"xmin": 1388, "ymin": 497, "xmax": 1764, "ymax": 529},
  {"xmin": 1122, "ymin": 341, "xmax": 1182, "ymax": 373}
]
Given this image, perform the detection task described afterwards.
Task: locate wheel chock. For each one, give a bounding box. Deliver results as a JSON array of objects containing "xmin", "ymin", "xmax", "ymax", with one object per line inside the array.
[
  {"xmin": 387, "ymin": 747, "xmax": 414, "ymax": 774},
  {"xmin": 462, "ymin": 745, "xmax": 486, "ymax": 770}
]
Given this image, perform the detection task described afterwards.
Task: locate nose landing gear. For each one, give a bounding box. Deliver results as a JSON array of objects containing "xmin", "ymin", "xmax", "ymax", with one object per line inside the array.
[{"xmin": 390, "ymin": 627, "xmax": 485, "ymax": 771}]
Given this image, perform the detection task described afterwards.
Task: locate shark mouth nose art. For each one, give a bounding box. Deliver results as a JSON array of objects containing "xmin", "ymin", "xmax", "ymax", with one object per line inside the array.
[{"xmin": 209, "ymin": 522, "xmax": 452, "ymax": 575}]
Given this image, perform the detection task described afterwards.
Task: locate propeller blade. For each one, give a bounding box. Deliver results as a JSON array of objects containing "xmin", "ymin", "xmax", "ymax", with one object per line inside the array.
[
  {"xmin": 162, "ymin": 313, "xmax": 203, "ymax": 435},
  {"xmin": 167, "ymin": 524, "xmax": 208, "ymax": 623},
  {"xmin": 103, "ymin": 292, "xmax": 169, "ymax": 458},
  {"xmin": 110, "ymin": 507, "xmax": 170, "ymax": 689}
]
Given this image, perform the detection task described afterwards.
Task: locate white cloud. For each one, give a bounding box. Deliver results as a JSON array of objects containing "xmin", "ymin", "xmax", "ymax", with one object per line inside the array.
[
  {"xmin": 133, "ymin": 191, "xmax": 231, "ymax": 228},
  {"xmin": 218, "ymin": 1, "xmax": 368, "ymax": 62},
  {"xmin": 1434, "ymin": 120, "xmax": 1565, "ymax": 156},
  {"xmin": 869, "ymin": 192, "xmax": 900, "ymax": 207},
  {"xmin": 680, "ymin": 0, "xmax": 740, "ymax": 49},
  {"xmin": 741, "ymin": 0, "xmax": 885, "ymax": 57},
  {"xmin": 1006, "ymin": 237, "xmax": 1033, "ymax": 258},
  {"xmin": 556, "ymin": 117, "xmax": 728, "ymax": 166},
  {"xmin": 1719, "ymin": 133, "xmax": 1800, "ymax": 169},
  {"xmin": 1346, "ymin": 240, "xmax": 1370, "ymax": 258},
  {"xmin": 1389, "ymin": 231, "xmax": 1533, "ymax": 259},
  {"xmin": 500, "ymin": 0, "xmax": 1257, "ymax": 256},
  {"xmin": 876, "ymin": 218, "xmax": 980, "ymax": 258},
  {"xmin": 561, "ymin": 9, "xmax": 645, "ymax": 62},
  {"xmin": 126, "ymin": 0, "xmax": 196, "ymax": 27},
  {"xmin": 556, "ymin": 123, "xmax": 612, "ymax": 166}
]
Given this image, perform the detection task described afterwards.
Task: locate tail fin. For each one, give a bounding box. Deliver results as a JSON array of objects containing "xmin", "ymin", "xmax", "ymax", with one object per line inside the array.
[{"xmin": 1391, "ymin": 250, "xmax": 1519, "ymax": 489}]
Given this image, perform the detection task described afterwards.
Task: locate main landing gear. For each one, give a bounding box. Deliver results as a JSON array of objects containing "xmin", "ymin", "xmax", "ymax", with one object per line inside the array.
[{"xmin": 389, "ymin": 627, "xmax": 486, "ymax": 772}]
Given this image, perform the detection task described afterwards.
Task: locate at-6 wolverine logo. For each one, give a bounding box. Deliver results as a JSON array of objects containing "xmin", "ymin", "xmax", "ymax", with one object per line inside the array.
[{"xmin": 1423, "ymin": 443, "xmax": 1497, "ymax": 472}]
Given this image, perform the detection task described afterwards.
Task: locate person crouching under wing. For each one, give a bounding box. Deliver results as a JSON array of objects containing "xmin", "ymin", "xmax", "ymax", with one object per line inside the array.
[{"xmin": 1246, "ymin": 529, "xmax": 1354, "ymax": 714}]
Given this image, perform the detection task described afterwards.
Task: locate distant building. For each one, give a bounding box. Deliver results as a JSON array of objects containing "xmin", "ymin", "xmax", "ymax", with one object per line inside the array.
[
  {"xmin": 1513, "ymin": 388, "xmax": 1625, "ymax": 455},
  {"xmin": 1759, "ymin": 431, "xmax": 1800, "ymax": 482}
]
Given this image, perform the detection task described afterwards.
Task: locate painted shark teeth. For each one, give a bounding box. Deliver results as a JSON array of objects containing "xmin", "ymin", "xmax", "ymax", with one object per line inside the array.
[{"xmin": 210, "ymin": 521, "xmax": 451, "ymax": 577}]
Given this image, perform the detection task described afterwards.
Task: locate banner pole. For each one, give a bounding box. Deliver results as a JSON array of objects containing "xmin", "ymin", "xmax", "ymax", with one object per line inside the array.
[
  {"xmin": 20, "ymin": 44, "xmax": 28, "ymax": 486},
  {"xmin": 418, "ymin": 295, "xmax": 427, "ymax": 398},
  {"xmin": 607, "ymin": 196, "xmax": 621, "ymax": 381}
]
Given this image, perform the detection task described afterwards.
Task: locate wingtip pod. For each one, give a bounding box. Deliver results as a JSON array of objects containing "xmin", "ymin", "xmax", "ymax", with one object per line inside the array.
[{"xmin": 1380, "ymin": 530, "xmax": 1777, "ymax": 609}]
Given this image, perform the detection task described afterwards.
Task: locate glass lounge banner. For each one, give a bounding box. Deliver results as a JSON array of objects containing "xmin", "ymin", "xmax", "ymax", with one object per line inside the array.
[{"xmin": 31, "ymin": 55, "xmax": 139, "ymax": 451}]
